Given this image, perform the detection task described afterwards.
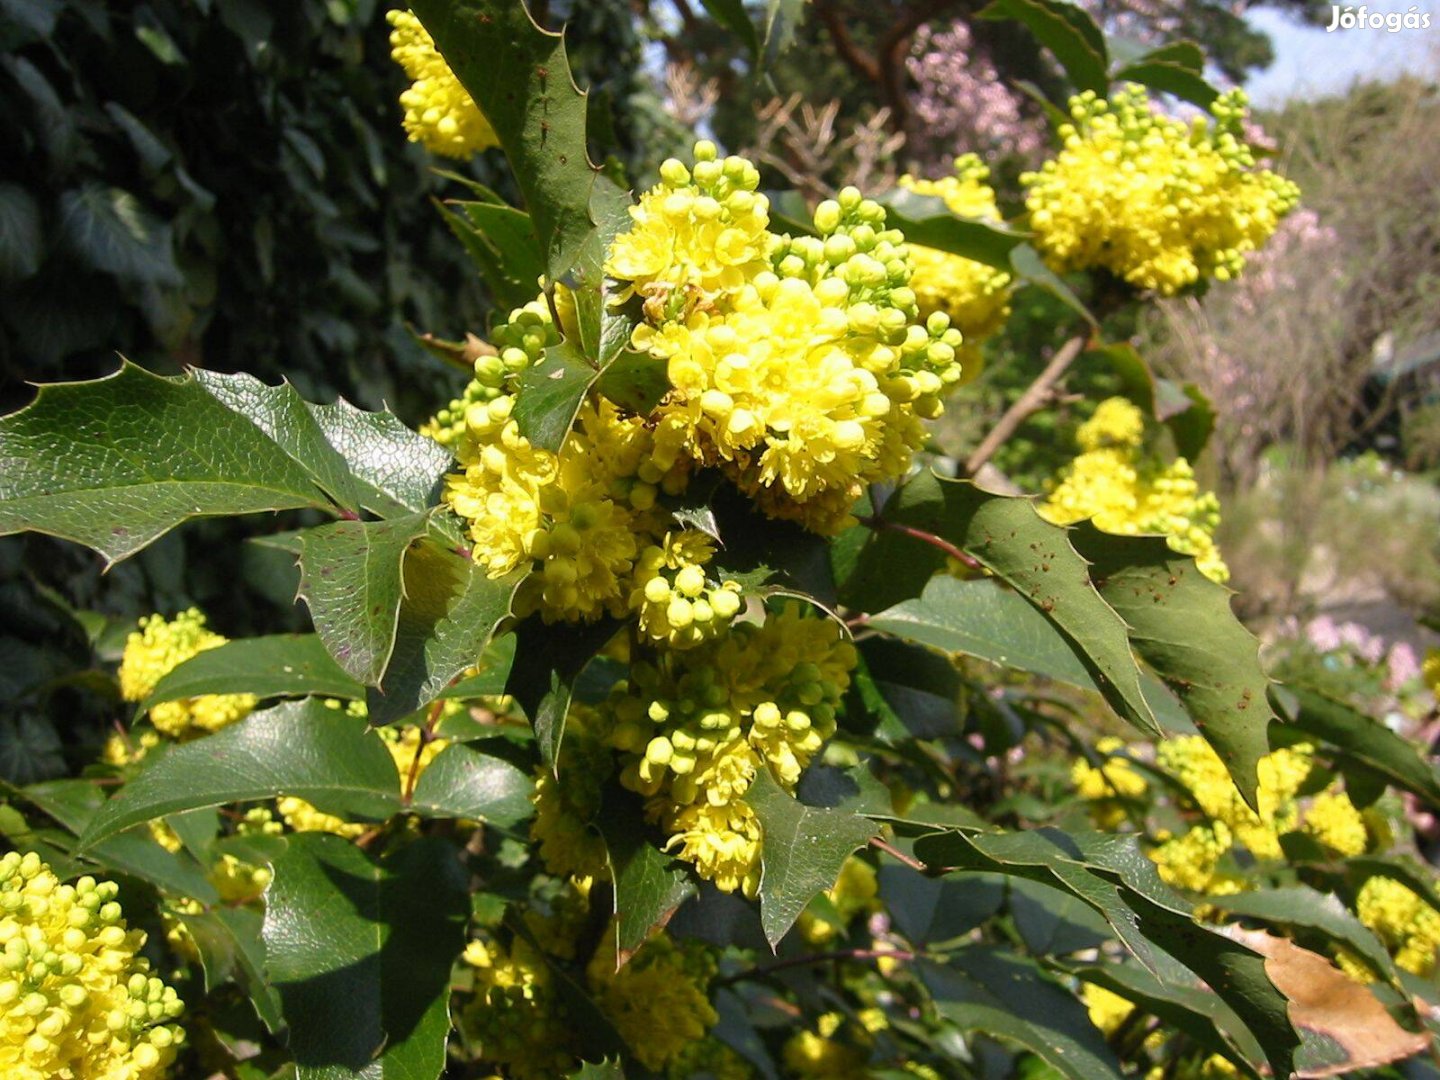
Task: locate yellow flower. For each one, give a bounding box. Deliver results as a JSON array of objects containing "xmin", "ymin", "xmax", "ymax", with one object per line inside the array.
[
  {"xmin": 798, "ymin": 856, "xmax": 879, "ymax": 944},
  {"xmin": 1072, "ymin": 736, "xmax": 1148, "ymax": 829},
  {"xmin": 660, "ymin": 799, "xmax": 764, "ymax": 897},
  {"xmin": 1041, "ymin": 397, "xmax": 1229, "ymax": 582},
  {"xmin": 459, "ymin": 935, "xmax": 578, "ymax": 1079},
  {"xmin": 0, "ymin": 852, "xmax": 185, "ymax": 1080},
  {"xmin": 1023, "ymin": 86, "xmax": 1299, "ymax": 294},
  {"xmin": 1302, "ymin": 791, "xmax": 1368, "ymax": 857},
  {"xmin": 897, "ymin": 154, "xmax": 1013, "ymax": 370},
  {"xmin": 587, "ymin": 929, "xmax": 718, "ymax": 1072},
  {"xmin": 1355, "ymin": 875, "xmax": 1440, "ymax": 976},
  {"xmin": 118, "ymin": 610, "xmax": 256, "ymax": 738},
  {"xmin": 386, "ymin": 9, "xmax": 498, "ymax": 159},
  {"xmin": 1082, "ymin": 982, "xmax": 1134, "ymax": 1035},
  {"xmin": 1424, "ymin": 648, "xmax": 1440, "ymax": 697},
  {"xmin": 630, "ymin": 531, "xmax": 744, "ymax": 650},
  {"xmin": 530, "ymin": 714, "xmax": 612, "ymax": 881},
  {"xmin": 782, "ymin": 1012, "xmax": 870, "ymax": 1079}
]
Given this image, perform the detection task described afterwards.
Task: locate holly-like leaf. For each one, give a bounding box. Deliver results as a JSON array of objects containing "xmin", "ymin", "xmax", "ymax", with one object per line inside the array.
[
  {"xmin": 597, "ymin": 787, "xmax": 697, "ymax": 964},
  {"xmin": 876, "ymin": 189, "xmax": 1027, "ymax": 271},
  {"xmin": 1067, "ymin": 524, "xmax": 1274, "ymax": 807},
  {"xmin": 1113, "ymin": 41, "xmax": 1220, "ymax": 109},
  {"xmin": 850, "ymin": 474, "xmax": 1157, "ymax": 734},
  {"xmin": 263, "ymin": 834, "xmax": 469, "ymax": 1080},
  {"xmin": 79, "ymin": 700, "xmax": 402, "ymax": 848},
  {"xmin": 296, "ymin": 514, "xmax": 430, "ymax": 687},
  {"xmin": 366, "ymin": 540, "xmax": 521, "ymax": 725},
  {"xmin": 701, "ymin": 0, "xmax": 760, "ymax": 59},
  {"xmin": 748, "ymin": 770, "xmax": 879, "ymax": 947},
  {"xmin": 174, "ymin": 906, "xmax": 285, "ymax": 1033},
  {"xmin": 440, "ymin": 198, "xmax": 545, "ymax": 312},
  {"xmin": 1009, "ymin": 243, "xmax": 1096, "ymax": 325},
  {"xmin": 140, "ymin": 635, "xmax": 364, "ymax": 715},
  {"xmin": 513, "ymin": 341, "xmax": 598, "ymax": 453},
  {"xmin": 1275, "ymin": 685, "xmax": 1440, "ymax": 808},
  {"xmin": 921, "ymin": 951, "xmax": 1125, "ymax": 1079},
  {"xmin": 407, "ymin": 743, "xmax": 534, "ymax": 827},
  {"xmin": 0, "ymin": 365, "xmax": 449, "ymax": 564},
  {"xmin": 979, "ymin": 0, "xmax": 1109, "ymax": 94},
  {"xmin": 408, "ymin": 0, "xmax": 596, "ymax": 285}
]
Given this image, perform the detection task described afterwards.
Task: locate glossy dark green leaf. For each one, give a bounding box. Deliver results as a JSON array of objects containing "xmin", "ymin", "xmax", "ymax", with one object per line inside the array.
[
  {"xmin": 60, "ymin": 183, "xmax": 181, "ymax": 286},
  {"xmin": 1277, "ymin": 685, "xmax": 1440, "ymax": 807},
  {"xmin": 79, "ymin": 700, "xmax": 402, "ymax": 848},
  {"xmin": 851, "ymin": 474, "xmax": 1156, "ymax": 734},
  {"xmin": 296, "ymin": 514, "xmax": 430, "ymax": 687},
  {"xmin": 141, "ymin": 635, "xmax": 363, "ymax": 714},
  {"xmin": 305, "ymin": 398, "xmax": 452, "ymax": 518},
  {"xmin": 0, "ymin": 182, "xmax": 42, "ymax": 281},
  {"xmin": 512, "ymin": 341, "xmax": 598, "ymax": 453},
  {"xmin": 0, "ymin": 364, "xmax": 330, "ymax": 563},
  {"xmin": 263, "ymin": 834, "xmax": 468, "ymax": 1080},
  {"xmin": 876, "ymin": 188, "xmax": 1027, "ymax": 270},
  {"xmin": 408, "ymin": 743, "xmax": 534, "ymax": 827},
  {"xmin": 1067, "ymin": 523, "xmax": 1275, "ymax": 807},
  {"xmin": 597, "ymin": 788, "xmax": 697, "ymax": 962},
  {"xmin": 748, "ymin": 770, "xmax": 879, "ymax": 947},
  {"xmin": 444, "ymin": 199, "xmax": 545, "ymax": 311},
  {"xmin": 979, "ymin": 0, "xmax": 1108, "ymax": 92},
  {"xmin": 409, "ymin": 0, "xmax": 595, "ymax": 284},
  {"xmin": 1113, "ymin": 56, "xmax": 1220, "ymax": 108},
  {"xmin": 365, "ymin": 539, "xmax": 521, "ymax": 724},
  {"xmin": 921, "ymin": 951, "xmax": 1124, "ymax": 1078}
]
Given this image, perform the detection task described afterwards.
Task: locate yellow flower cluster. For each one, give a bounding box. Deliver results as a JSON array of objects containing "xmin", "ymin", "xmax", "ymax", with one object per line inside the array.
[
  {"xmin": 1146, "ymin": 736, "xmax": 1373, "ymax": 892},
  {"xmin": 436, "ymin": 145, "xmax": 968, "ymax": 617},
  {"xmin": 0, "ymin": 852, "xmax": 184, "ymax": 1080},
  {"xmin": 1354, "ymin": 875, "xmax": 1440, "ymax": 976},
  {"xmin": 460, "ymin": 885, "xmax": 721, "ymax": 1077},
  {"xmin": 782, "ymin": 1011, "xmax": 870, "ymax": 1079},
  {"xmin": 1041, "ymin": 397, "xmax": 1229, "ymax": 582},
  {"xmin": 897, "ymin": 154, "xmax": 1013, "ymax": 375},
  {"xmin": 1023, "ymin": 86, "xmax": 1299, "ymax": 294},
  {"xmin": 118, "ymin": 610, "xmax": 255, "ymax": 738},
  {"xmin": 1070, "ymin": 736, "xmax": 1149, "ymax": 829},
  {"xmin": 596, "ymin": 605, "xmax": 856, "ymax": 895},
  {"xmin": 385, "ymin": 9, "xmax": 498, "ymax": 159},
  {"xmin": 529, "ymin": 711, "xmax": 611, "ymax": 882},
  {"xmin": 587, "ymin": 928, "xmax": 718, "ymax": 1072},
  {"xmin": 1425, "ymin": 649, "xmax": 1440, "ymax": 697}
]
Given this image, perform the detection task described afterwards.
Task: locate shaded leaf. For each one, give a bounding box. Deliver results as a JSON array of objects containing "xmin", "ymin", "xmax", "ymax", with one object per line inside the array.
[
  {"xmin": 921, "ymin": 951, "xmax": 1124, "ymax": 1079},
  {"xmin": 263, "ymin": 834, "xmax": 468, "ymax": 1080},
  {"xmin": 505, "ymin": 616, "xmax": 620, "ymax": 769},
  {"xmin": 1009, "ymin": 243, "xmax": 1096, "ymax": 325},
  {"xmin": 513, "ymin": 341, "xmax": 597, "ymax": 453},
  {"xmin": 0, "ymin": 182, "xmax": 42, "ymax": 281},
  {"xmin": 597, "ymin": 787, "xmax": 697, "ymax": 964},
  {"xmin": 701, "ymin": 0, "xmax": 760, "ymax": 58}
]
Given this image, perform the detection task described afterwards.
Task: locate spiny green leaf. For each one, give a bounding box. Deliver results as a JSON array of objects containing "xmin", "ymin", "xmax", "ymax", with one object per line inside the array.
[
  {"xmin": 0, "ymin": 364, "xmax": 328, "ymax": 563},
  {"xmin": 140, "ymin": 635, "xmax": 364, "ymax": 715},
  {"xmin": 1113, "ymin": 56, "xmax": 1220, "ymax": 108},
  {"xmin": 851, "ymin": 474, "xmax": 1157, "ymax": 734},
  {"xmin": 762, "ymin": 0, "xmax": 807, "ymax": 66},
  {"xmin": 305, "ymin": 397, "xmax": 452, "ymax": 518},
  {"xmin": 409, "ymin": 0, "xmax": 596, "ymax": 284},
  {"xmin": 979, "ymin": 0, "xmax": 1109, "ymax": 94},
  {"xmin": 297, "ymin": 514, "xmax": 430, "ymax": 687},
  {"xmin": 407, "ymin": 743, "xmax": 534, "ymax": 827},
  {"xmin": 876, "ymin": 188, "xmax": 1028, "ymax": 270},
  {"xmin": 1067, "ymin": 523, "xmax": 1274, "ymax": 807},
  {"xmin": 1275, "ymin": 685, "xmax": 1440, "ymax": 808},
  {"xmin": 365, "ymin": 540, "xmax": 521, "ymax": 725},
  {"xmin": 174, "ymin": 906, "xmax": 285, "ymax": 1034},
  {"xmin": 513, "ymin": 341, "xmax": 598, "ymax": 453},
  {"xmin": 748, "ymin": 770, "xmax": 879, "ymax": 947},
  {"xmin": 79, "ymin": 700, "xmax": 402, "ymax": 848},
  {"xmin": 444, "ymin": 198, "xmax": 545, "ymax": 311},
  {"xmin": 921, "ymin": 951, "xmax": 1125, "ymax": 1079},
  {"xmin": 263, "ymin": 834, "xmax": 468, "ymax": 1080},
  {"xmin": 597, "ymin": 787, "xmax": 697, "ymax": 963}
]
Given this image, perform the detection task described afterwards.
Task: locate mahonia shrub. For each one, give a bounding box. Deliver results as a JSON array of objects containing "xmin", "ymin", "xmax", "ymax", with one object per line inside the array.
[{"xmin": 0, "ymin": 4, "xmax": 1436, "ymax": 1080}]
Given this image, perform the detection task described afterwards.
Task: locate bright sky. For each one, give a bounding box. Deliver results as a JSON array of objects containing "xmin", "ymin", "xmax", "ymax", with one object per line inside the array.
[{"xmin": 1243, "ymin": 5, "xmax": 1437, "ymax": 105}]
